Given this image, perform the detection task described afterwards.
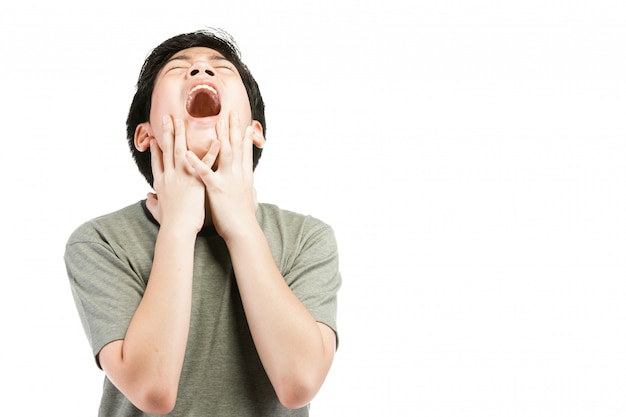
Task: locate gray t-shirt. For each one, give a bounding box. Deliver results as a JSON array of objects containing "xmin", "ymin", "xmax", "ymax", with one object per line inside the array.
[{"xmin": 65, "ymin": 201, "xmax": 341, "ymax": 416}]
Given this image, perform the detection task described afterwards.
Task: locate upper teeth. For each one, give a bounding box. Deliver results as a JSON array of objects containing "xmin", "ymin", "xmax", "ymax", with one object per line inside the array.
[{"xmin": 189, "ymin": 84, "xmax": 217, "ymax": 95}]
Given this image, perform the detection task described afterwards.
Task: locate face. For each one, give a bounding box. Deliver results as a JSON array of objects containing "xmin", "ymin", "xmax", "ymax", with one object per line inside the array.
[{"xmin": 135, "ymin": 47, "xmax": 262, "ymax": 158}]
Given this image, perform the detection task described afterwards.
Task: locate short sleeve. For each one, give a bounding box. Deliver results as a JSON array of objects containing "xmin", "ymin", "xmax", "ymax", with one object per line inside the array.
[
  {"xmin": 283, "ymin": 220, "xmax": 342, "ymax": 345},
  {"xmin": 64, "ymin": 224, "xmax": 148, "ymax": 366}
]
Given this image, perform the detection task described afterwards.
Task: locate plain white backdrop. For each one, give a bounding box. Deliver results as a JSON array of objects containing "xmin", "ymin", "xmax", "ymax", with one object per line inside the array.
[{"xmin": 1, "ymin": 1, "xmax": 625, "ymax": 415}]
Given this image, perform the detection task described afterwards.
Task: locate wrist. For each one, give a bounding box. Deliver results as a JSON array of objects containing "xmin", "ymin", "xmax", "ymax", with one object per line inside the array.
[
  {"xmin": 221, "ymin": 216, "xmax": 262, "ymax": 246},
  {"xmin": 158, "ymin": 221, "xmax": 201, "ymax": 239}
]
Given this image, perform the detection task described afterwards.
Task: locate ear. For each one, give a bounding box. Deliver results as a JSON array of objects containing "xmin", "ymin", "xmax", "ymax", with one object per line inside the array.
[
  {"xmin": 134, "ymin": 122, "xmax": 153, "ymax": 152},
  {"xmin": 251, "ymin": 120, "xmax": 265, "ymax": 148}
]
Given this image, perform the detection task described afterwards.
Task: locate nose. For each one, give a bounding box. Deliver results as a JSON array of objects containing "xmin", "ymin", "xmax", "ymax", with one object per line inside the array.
[{"xmin": 188, "ymin": 62, "xmax": 215, "ymax": 77}]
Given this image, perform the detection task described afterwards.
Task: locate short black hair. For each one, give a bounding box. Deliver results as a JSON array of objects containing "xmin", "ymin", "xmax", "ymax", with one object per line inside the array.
[{"xmin": 126, "ymin": 28, "xmax": 266, "ymax": 187}]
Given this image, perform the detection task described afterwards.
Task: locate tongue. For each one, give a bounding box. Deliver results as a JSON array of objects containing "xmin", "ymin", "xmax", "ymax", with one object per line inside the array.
[{"xmin": 187, "ymin": 89, "xmax": 221, "ymax": 118}]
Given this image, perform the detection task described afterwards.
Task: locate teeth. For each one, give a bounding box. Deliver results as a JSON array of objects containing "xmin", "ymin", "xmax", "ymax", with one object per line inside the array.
[
  {"xmin": 189, "ymin": 84, "xmax": 217, "ymax": 96},
  {"xmin": 186, "ymin": 84, "xmax": 221, "ymax": 117}
]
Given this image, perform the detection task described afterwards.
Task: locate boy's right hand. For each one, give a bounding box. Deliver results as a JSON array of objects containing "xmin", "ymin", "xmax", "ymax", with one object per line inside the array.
[{"xmin": 146, "ymin": 116, "xmax": 218, "ymax": 234}]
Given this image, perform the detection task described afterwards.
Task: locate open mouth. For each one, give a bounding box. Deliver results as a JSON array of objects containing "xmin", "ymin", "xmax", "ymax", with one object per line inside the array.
[{"xmin": 186, "ymin": 84, "xmax": 221, "ymax": 118}]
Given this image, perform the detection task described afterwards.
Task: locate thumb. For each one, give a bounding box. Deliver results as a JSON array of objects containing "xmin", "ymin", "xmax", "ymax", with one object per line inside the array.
[
  {"xmin": 146, "ymin": 192, "xmax": 161, "ymax": 223},
  {"xmin": 253, "ymin": 187, "xmax": 258, "ymax": 210}
]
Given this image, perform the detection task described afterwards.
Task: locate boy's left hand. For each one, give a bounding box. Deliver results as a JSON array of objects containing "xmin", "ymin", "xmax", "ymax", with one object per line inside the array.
[{"xmin": 186, "ymin": 112, "xmax": 261, "ymax": 241}]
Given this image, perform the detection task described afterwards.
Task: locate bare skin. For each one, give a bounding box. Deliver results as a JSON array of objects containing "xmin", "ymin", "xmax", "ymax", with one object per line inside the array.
[{"xmin": 99, "ymin": 112, "xmax": 336, "ymax": 414}]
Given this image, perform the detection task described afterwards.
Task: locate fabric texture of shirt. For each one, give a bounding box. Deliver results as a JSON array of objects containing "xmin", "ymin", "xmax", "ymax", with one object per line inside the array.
[{"xmin": 65, "ymin": 200, "xmax": 341, "ymax": 416}]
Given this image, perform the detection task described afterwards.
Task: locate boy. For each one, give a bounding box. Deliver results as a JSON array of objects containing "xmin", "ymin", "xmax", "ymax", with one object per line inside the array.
[{"xmin": 65, "ymin": 29, "xmax": 341, "ymax": 416}]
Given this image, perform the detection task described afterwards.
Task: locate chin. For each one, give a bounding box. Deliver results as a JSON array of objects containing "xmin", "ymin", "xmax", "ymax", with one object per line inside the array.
[
  {"xmin": 186, "ymin": 116, "xmax": 219, "ymax": 131},
  {"xmin": 185, "ymin": 125, "xmax": 217, "ymax": 154}
]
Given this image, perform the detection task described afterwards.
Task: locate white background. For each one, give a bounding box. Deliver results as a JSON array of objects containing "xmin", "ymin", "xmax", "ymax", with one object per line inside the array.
[{"xmin": 1, "ymin": 1, "xmax": 625, "ymax": 416}]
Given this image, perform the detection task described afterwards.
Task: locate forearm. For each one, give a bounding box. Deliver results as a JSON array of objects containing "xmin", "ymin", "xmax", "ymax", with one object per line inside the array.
[
  {"xmin": 188, "ymin": 113, "xmax": 335, "ymax": 407},
  {"xmin": 225, "ymin": 224, "xmax": 335, "ymax": 408},
  {"xmin": 100, "ymin": 225, "xmax": 196, "ymax": 413}
]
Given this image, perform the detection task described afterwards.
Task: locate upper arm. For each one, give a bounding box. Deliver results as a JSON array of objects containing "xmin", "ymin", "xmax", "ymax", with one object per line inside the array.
[
  {"xmin": 318, "ymin": 322, "xmax": 337, "ymax": 356},
  {"xmin": 98, "ymin": 340, "xmax": 124, "ymax": 374}
]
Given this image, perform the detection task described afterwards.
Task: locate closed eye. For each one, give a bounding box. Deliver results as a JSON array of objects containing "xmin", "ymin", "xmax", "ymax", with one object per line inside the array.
[{"xmin": 216, "ymin": 65, "xmax": 235, "ymax": 72}]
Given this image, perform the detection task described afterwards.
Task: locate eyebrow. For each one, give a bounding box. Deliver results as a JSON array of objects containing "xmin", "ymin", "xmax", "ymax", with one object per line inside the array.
[{"xmin": 165, "ymin": 54, "xmax": 231, "ymax": 65}]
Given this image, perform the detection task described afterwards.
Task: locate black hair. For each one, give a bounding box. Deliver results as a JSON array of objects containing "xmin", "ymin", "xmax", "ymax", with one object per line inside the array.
[{"xmin": 126, "ymin": 28, "xmax": 266, "ymax": 186}]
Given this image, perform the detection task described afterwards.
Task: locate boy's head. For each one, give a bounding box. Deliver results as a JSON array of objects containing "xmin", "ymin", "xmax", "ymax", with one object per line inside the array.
[{"xmin": 126, "ymin": 29, "xmax": 266, "ymax": 187}]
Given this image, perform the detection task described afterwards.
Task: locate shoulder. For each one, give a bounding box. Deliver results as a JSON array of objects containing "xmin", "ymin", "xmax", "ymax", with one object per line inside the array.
[
  {"xmin": 257, "ymin": 203, "xmax": 334, "ymax": 237},
  {"xmin": 66, "ymin": 200, "xmax": 155, "ymax": 246},
  {"xmin": 64, "ymin": 201, "xmax": 156, "ymax": 280},
  {"xmin": 257, "ymin": 203, "xmax": 338, "ymax": 260}
]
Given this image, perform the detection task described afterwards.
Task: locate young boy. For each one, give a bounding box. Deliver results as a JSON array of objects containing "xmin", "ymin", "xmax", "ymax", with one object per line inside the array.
[{"xmin": 65, "ymin": 29, "xmax": 341, "ymax": 416}]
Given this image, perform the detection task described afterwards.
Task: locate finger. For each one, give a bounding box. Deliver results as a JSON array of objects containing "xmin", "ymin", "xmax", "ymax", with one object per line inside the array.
[
  {"xmin": 149, "ymin": 139, "xmax": 163, "ymax": 178},
  {"xmin": 187, "ymin": 140, "xmax": 220, "ymax": 183},
  {"xmin": 146, "ymin": 192, "xmax": 157, "ymax": 210},
  {"xmin": 146, "ymin": 192, "xmax": 160, "ymax": 223},
  {"xmin": 161, "ymin": 115, "xmax": 174, "ymax": 171},
  {"xmin": 173, "ymin": 118, "xmax": 187, "ymax": 170},
  {"xmin": 205, "ymin": 123, "xmax": 219, "ymax": 169},
  {"xmin": 216, "ymin": 115, "xmax": 232, "ymax": 162},
  {"xmin": 242, "ymin": 126, "xmax": 254, "ymax": 171},
  {"xmin": 229, "ymin": 112, "xmax": 243, "ymax": 164},
  {"xmin": 202, "ymin": 139, "xmax": 221, "ymax": 169},
  {"xmin": 186, "ymin": 149, "xmax": 210, "ymax": 184},
  {"xmin": 207, "ymin": 121, "xmax": 218, "ymax": 142}
]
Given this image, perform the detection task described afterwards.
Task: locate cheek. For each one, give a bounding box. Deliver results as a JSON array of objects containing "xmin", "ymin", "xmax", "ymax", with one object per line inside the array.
[
  {"xmin": 150, "ymin": 92, "xmax": 166, "ymax": 120},
  {"xmin": 150, "ymin": 82, "xmax": 182, "ymax": 119},
  {"xmin": 148, "ymin": 94, "xmax": 177, "ymax": 139},
  {"xmin": 236, "ymin": 88, "xmax": 253, "ymax": 122}
]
